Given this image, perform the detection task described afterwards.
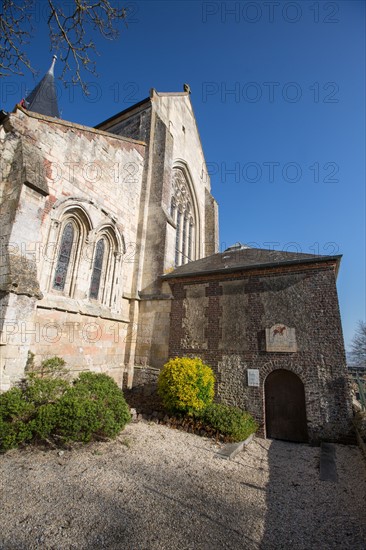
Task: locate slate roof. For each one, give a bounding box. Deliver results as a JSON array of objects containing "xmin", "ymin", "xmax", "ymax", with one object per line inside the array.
[
  {"xmin": 25, "ymin": 56, "xmax": 59, "ymax": 118},
  {"xmin": 95, "ymin": 87, "xmax": 191, "ymax": 130},
  {"xmin": 163, "ymin": 244, "xmax": 341, "ymax": 280}
]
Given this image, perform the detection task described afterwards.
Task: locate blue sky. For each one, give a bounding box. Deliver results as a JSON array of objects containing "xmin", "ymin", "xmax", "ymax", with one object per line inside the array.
[{"xmin": 1, "ymin": 0, "xmax": 365, "ymax": 349}]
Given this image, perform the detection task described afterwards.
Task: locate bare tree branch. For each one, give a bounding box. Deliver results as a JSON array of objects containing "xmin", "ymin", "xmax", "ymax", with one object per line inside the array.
[
  {"xmin": 0, "ymin": 0, "xmax": 128, "ymax": 92},
  {"xmin": 0, "ymin": 0, "xmax": 37, "ymax": 77},
  {"xmin": 349, "ymin": 320, "xmax": 366, "ymax": 368}
]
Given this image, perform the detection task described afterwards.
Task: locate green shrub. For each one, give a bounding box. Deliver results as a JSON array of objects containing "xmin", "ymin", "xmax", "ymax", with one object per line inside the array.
[
  {"xmin": 158, "ymin": 357, "xmax": 215, "ymax": 415},
  {"xmin": 31, "ymin": 403, "xmax": 60, "ymax": 441},
  {"xmin": 25, "ymin": 377, "xmax": 69, "ymax": 407},
  {"xmin": 22, "ymin": 377, "xmax": 69, "ymax": 443},
  {"xmin": 25, "ymin": 355, "xmax": 68, "ymax": 379},
  {"xmin": 200, "ymin": 403, "xmax": 258, "ymax": 442},
  {"xmin": 0, "ymin": 371, "xmax": 131, "ymax": 451},
  {"xmin": 55, "ymin": 372, "xmax": 131, "ymax": 443},
  {"xmin": 0, "ymin": 388, "xmax": 35, "ymax": 451}
]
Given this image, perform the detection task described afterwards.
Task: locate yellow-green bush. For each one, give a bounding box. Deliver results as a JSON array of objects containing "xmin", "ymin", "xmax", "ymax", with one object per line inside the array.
[{"xmin": 157, "ymin": 357, "xmax": 215, "ymax": 415}]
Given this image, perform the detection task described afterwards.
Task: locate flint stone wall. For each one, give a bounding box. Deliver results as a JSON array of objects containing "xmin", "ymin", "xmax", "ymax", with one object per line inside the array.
[{"xmin": 168, "ymin": 264, "xmax": 353, "ymax": 443}]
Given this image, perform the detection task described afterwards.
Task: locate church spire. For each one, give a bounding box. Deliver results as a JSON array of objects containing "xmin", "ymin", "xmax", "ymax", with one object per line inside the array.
[
  {"xmin": 24, "ymin": 55, "xmax": 60, "ymax": 118},
  {"xmin": 48, "ymin": 54, "xmax": 57, "ymax": 76}
]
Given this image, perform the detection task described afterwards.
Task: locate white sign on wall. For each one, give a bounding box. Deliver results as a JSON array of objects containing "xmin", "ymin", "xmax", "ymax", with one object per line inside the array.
[{"xmin": 247, "ymin": 369, "xmax": 260, "ymax": 387}]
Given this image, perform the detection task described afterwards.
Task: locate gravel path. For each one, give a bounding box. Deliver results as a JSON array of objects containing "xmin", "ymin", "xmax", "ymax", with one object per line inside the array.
[{"xmin": 1, "ymin": 421, "xmax": 365, "ymax": 549}]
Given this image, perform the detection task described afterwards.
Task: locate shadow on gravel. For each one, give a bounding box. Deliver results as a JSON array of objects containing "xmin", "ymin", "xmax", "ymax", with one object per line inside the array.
[
  {"xmin": 0, "ymin": 444, "xmax": 263, "ymax": 550},
  {"xmin": 2, "ymin": 433, "xmax": 365, "ymax": 550},
  {"xmin": 259, "ymin": 439, "xmax": 366, "ymax": 550}
]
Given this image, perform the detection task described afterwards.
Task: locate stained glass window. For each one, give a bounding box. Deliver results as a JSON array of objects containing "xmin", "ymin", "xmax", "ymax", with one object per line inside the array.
[
  {"xmin": 188, "ymin": 220, "xmax": 193, "ymax": 261},
  {"xmin": 53, "ymin": 222, "xmax": 74, "ymax": 291},
  {"xmin": 89, "ymin": 238, "xmax": 105, "ymax": 300},
  {"xmin": 175, "ymin": 210, "xmax": 181, "ymax": 267},
  {"xmin": 170, "ymin": 198, "xmax": 176, "ymax": 219},
  {"xmin": 182, "ymin": 212, "xmax": 188, "ymax": 262}
]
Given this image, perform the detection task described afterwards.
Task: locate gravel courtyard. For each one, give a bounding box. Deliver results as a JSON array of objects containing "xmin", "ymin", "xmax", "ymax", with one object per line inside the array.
[{"xmin": 1, "ymin": 421, "xmax": 365, "ymax": 550}]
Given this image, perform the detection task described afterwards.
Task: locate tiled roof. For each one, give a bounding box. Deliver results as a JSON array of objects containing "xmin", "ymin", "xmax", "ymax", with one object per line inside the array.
[{"xmin": 163, "ymin": 244, "xmax": 341, "ymax": 279}]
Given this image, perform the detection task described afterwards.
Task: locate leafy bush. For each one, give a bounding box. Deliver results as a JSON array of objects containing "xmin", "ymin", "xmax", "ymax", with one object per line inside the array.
[
  {"xmin": 25, "ymin": 355, "xmax": 68, "ymax": 379},
  {"xmin": 158, "ymin": 357, "xmax": 215, "ymax": 415},
  {"xmin": 22, "ymin": 377, "xmax": 69, "ymax": 442},
  {"xmin": 0, "ymin": 371, "xmax": 130, "ymax": 451},
  {"xmin": 200, "ymin": 403, "xmax": 258, "ymax": 442},
  {"xmin": 25, "ymin": 377, "xmax": 69, "ymax": 407},
  {"xmin": 55, "ymin": 372, "xmax": 131, "ymax": 442},
  {"xmin": 0, "ymin": 388, "xmax": 35, "ymax": 450},
  {"xmin": 31, "ymin": 403, "xmax": 60, "ymax": 441}
]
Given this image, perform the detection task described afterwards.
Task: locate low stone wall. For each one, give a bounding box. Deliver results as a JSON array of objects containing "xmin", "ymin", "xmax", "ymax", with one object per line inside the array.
[{"xmin": 131, "ymin": 365, "xmax": 160, "ymax": 395}]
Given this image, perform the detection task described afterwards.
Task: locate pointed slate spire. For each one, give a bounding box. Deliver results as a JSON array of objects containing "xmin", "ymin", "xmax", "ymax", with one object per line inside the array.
[{"xmin": 25, "ymin": 55, "xmax": 60, "ymax": 118}]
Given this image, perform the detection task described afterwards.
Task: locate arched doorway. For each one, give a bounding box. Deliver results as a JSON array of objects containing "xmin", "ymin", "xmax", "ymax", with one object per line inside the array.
[{"xmin": 265, "ymin": 369, "xmax": 308, "ymax": 443}]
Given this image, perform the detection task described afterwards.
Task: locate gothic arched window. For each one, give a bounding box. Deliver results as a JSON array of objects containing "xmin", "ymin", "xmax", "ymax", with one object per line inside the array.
[
  {"xmin": 51, "ymin": 208, "xmax": 90, "ymax": 297},
  {"xmin": 171, "ymin": 168, "xmax": 196, "ymax": 267},
  {"xmin": 53, "ymin": 221, "xmax": 75, "ymax": 291},
  {"xmin": 88, "ymin": 229, "xmax": 121, "ymax": 307},
  {"xmin": 89, "ymin": 238, "xmax": 105, "ymax": 300},
  {"xmin": 49, "ymin": 205, "xmax": 123, "ymax": 311}
]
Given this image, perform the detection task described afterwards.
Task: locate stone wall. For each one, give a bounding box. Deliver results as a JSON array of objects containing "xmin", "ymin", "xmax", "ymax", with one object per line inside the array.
[
  {"xmin": 135, "ymin": 294, "xmax": 172, "ymax": 369},
  {"xmin": 0, "ymin": 108, "xmax": 146, "ymax": 389},
  {"xmin": 1, "ymin": 91, "xmax": 220, "ymax": 390},
  {"xmin": 98, "ymin": 91, "xmax": 219, "ymax": 369},
  {"xmin": 32, "ymin": 306, "xmax": 128, "ymax": 386},
  {"xmin": 167, "ymin": 263, "xmax": 353, "ymax": 443}
]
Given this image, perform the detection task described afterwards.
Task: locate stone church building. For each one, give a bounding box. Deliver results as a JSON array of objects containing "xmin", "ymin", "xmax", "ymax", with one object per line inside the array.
[{"xmin": 0, "ymin": 60, "xmax": 352, "ymax": 442}]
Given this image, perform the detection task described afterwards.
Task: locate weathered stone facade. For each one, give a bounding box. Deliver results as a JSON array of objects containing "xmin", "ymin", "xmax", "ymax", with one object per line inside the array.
[
  {"xmin": 165, "ymin": 250, "xmax": 353, "ymax": 443},
  {"xmin": 96, "ymin": 90, "xmax": 219, "ymax": 368},
  {"xmin": 0, "ymin": 89, "xmax": 218, "ymax": 390}
]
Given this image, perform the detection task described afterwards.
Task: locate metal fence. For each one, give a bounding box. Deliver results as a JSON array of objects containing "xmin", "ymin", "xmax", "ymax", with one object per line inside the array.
[{"xmin": 355, "ymin": 373, "xmax": 366, "ymax": 411}]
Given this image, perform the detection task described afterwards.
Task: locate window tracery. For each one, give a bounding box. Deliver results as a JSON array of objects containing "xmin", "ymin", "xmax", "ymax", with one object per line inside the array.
[
  {"xmin": 171, "ymin": 168, "xmax": 196, "ymax": 266},
  {"xmin": 50, "ymin": 205, "xmax": 122, "ymax": 311}
]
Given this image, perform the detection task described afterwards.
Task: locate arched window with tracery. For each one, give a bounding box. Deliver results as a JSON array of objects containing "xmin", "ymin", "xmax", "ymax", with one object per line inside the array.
[
  {"xmin": 53, "ymin": 221, "xmax": 76, "ymax": 291},
  {"xmin": 171, "ymin": 168, "xmax": 196, "ymax": 267},
  {"xmin": 48, "ymin": 204, "xmax": 123, "ymax": 312},
  {"xmin": 89, "ymin": 229, "xmax": 120, "ymax": 307},
  {"xmin": 51, "ymin": 208, "xmax": 90, "ymax": 297}
]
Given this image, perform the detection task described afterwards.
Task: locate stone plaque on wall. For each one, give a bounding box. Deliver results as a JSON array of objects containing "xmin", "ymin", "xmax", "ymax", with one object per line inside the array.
[
  {"xmin": 247, "ymin": 369, "xmax": 260, "ymax": 387},
  {"xmin": 265, "ymin": 324, "xmax": 297, "ymax": 352}
]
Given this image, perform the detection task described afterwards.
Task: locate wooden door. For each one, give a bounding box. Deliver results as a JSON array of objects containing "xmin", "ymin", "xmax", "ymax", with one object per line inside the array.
[{"xmin": 265, "ymin": 369, "xmax": 308, "ymax": 443}]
